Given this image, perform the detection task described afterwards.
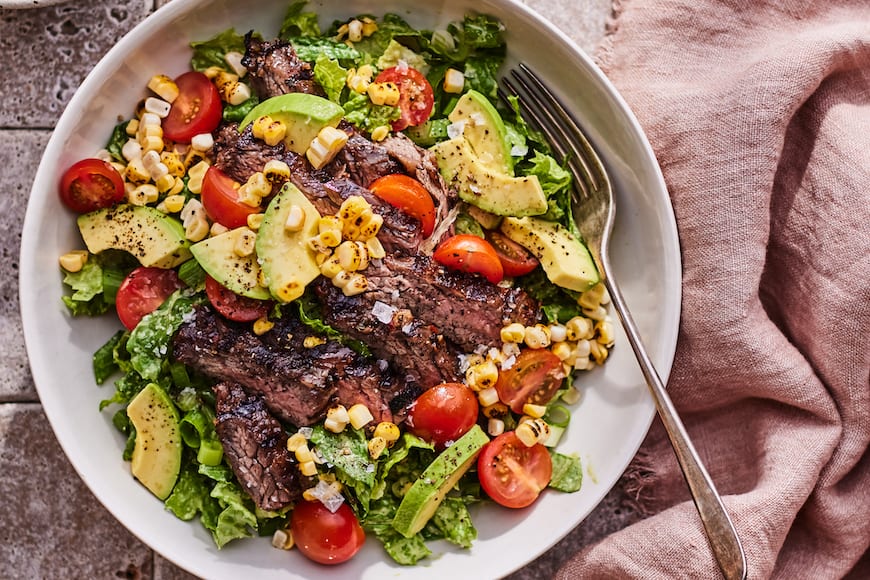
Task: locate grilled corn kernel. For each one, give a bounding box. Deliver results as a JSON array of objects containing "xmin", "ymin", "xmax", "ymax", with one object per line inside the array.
[
  {"xmin": 210, "ymin": 222, "xmax": 229, "ymax": 237},
  {"xmin": 202, "ymin": 65, "xmax": 224, "ymax": 80},
  {"xmin": 336, "ymin": 240, "xmax": 365, "ymax": 272},
  {"xmin": 368, "ymin": 436, "xmax": 387, "ymax": 459},
  {"xmin": 500, "ymin": 322, "xmax": 526, "ymax": 344},
  {"xmin": 303, "ymin": 336, "xmax": 326, "ymax": 348},
  {"xmin": 578, "ymin": 282, "xmax": 607, "ymax": 310},
  {"xmin": 566, "ymin": 316, "xmax": 593, "ymax": 341},
  {"xmin": 186, "ymin": 160, "xmax": 211, "ymax": 194},
  {"xmin": 140, "ymin": 135, "xmax": 164, "ymax": 154},
  {"xmin": 361, "ymin": 17, "xmax": 378, "ymax": 37},
  {"xmin": 318, "ymin": 229, "xmax": 342, "ymax": 248},
  {"xmin": 524, "ymin": 324, "xmax": 551, "ymax": 349},
  {"xmin": 284, "ymin": 204, "xmax": 307, "ymax": 232},
  {"xmin": 190, "ymin": 132, "xmax": 214, "ymax": 152},
  {"xmin": 275, "ymin": 280, "xmax": 304, "ymax": 302},
  {"xmin": 244, "ymin": 172, "xmax": 272, "ymax": 198},
  {"xmin": 373, "ymin": 422, "xmax": 400, "ymax": 444},
  {"xmin": 233, "ymin": 228, "xmax": 257, "ymax": 257},
  {"xmin": 341, "ymin": 273, "xmax": 368, "ymax": 296},
  {"xmin": 160, "ymin": 151, "xmax": 186, "ymax": 177},
  {"xmin": 477, "ymin": 386, "xmax": 500, "ymax": 408},
  {"xmin": 443, "ymin": 68, "xmax": 465, "ymax": 93},
  {"xmin": 294, "ymin": 443, "xmax": 314, "ymax": 463},
  {"xmin": 251, "ymin": 115, "xmax": 272, "ymax": 140},
  {"xmin": 347, "ymin": 18, "xmax": 364, "ymax": 42},
  {"xmin": 595, "ymin": 319, "xmax": 615, "ymax": 345},
  {"xmin": 589, "ymin": 339, "xmax": 609, "ymax": 365},
  {"xmin": 348, "ymin": 404, "xmax": 374, "ymax": 429},
  {"xmin": 224, "ymin": 50, "xmax": 247, "ymax": 76},
  {"xmin": 252, "ymin": 316, "xmax": 274, "ymax": 335},
  {"xmin": 549, "ymin": 324, "xmax": 568, "ymax": 343},
  {"xmin": 365, "ymin": 237, "xmax": 386, "ymax": 260},
  {"xmin": 573, "ymin": 339, "xmax": 592, "ymax": 360},
  {"xmin": 246, "ymin": 212, "xmax": 265, "ymax": 230},
  {"xmin": 155, "ymin": 173, "xmax": 176, "ymax": 194},
  {"xmin": 523, "ymin": 403, "xmax": 547, "ymax": 419},
  {"xmin": 236, "ymin": 186, "xmax": 262, "ymax": 208},
  {"xmin": 59, "ymin": 250, "xmax": 88, "ymax": 273},
  {"xmin": 346, "ymin": 68, "xmax": 371, "ymax": 94},
  {"xmin": 502, "ymin": 341, "xmax": 521, "ymax": 358},
  {"xmin": 318, "ymin": 215, "xmax": 343, "ymax": 234},
  {"xmin": 125, "ymin": 158, "xmax": 150, "ymax": 183},
  {"xmin": 128, "ymin": 183, "xmax": 159, "ymax": 206},
  {"xmin": 582, "ymin": 305, "xmax": 608, "ymax": 321},
  {"xmin": 122, "ymin": 138, "xmax": 142, "ymax": 161},
  {"xmin": 515, "ymin": 418, "xmax": 551, "ymax": 447},
  {"xmin": 262, "ymin": 118, "xmax": 287, "ymax": 146},
  {"xmin": 214, "ymin": 71, "xmax": 246, "ymax": 104},
  {"xmin": 183, "ymin": 147, "xmax": 208, "ymax": 170},
  {"xmin": 358, "ymin": 213, "xmax": 383, "ymax": 240},
  {"xmin": 286, "ymin": 432, "xmax": 308, "ymax": 453},
  {"xmin": 487, "ymin": 418, "xmax": 505, "ymax": 437},
  {"xmin": 327, "ymin": 405, "xmax": 350, "ymax": 425},
  {"xmin": 482, "ymin": 402, "xmax": 509, "ymax": 420},
  {"xmin": 465, "ymin": 360, "xmax": 499, "ymax": 391},
  {"xmin": 308, "ymin": 234, "xmax": 332, "ymax": 254},
  {"xmin": 319, "ymin": 255, "xmax": 343, "ymax": 278},
  {"xmin": 370, "ymin": 125, "xmax": 390, "ymax": 141},
  {"xmin": 271, "ymin": 529, "xmax": 294, "ymax": 550},
  {"xmin": 185, "ymin": 216, "xmax": 209, "ymax": 242},
  {"xmin": 144, "ymin": 96, "xmax": 171, "ymax": 118},
  {"xmin": 367, "ymin": 81, "xmax": 400, "ymax": 106},
  {"xmin": 339, "ymin": 195, "xmax": 371, "ymax": 223},
  {"xmin": 306, "ymin": 126, "xmax": 349, "ymax": 170},
  {"xmin": 263, "ymin": 159, "xmax": 291, "ymax": 182},
  {"xmin": 551, "ymin": 341, "xmax": 574, "ymax": 362},
  {"xmin": 147, "ymin": 74, "xmax": 179, "ymax": 103},
  {"xmin": 162, "ymin": 194, "xmax": 185, "ymax": 214},
  {"xmin": 299, "ymin": 460, "xmax": 318, "ymax": 477}
]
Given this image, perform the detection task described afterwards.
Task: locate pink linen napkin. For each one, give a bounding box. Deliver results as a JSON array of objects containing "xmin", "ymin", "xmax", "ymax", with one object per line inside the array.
[{"xmin": 557, "ymin": 1, "xmax": 870, "ymax": 578}]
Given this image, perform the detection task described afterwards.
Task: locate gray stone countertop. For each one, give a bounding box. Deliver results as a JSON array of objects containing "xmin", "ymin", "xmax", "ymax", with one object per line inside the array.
[{"xmin": 0, "ymin": 0, "xmax": 642, "ymax": 577}]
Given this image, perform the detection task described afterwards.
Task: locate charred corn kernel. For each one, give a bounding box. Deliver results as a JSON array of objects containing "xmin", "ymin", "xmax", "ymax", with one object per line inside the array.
[
  {"xmin": 181, "ymin": 198, "xmax": 205, "ymax": 224},
  {"xmin": 139, "ymin": 111, "xmax": 162, "ymax": 128},
  {"xmin": 319, "ymin": 255, "xmax": 342, "ymax": 278},
  {"xmin": 294, "ymin": 443, "xmax": 314, "ymax": 463},
  {"xmin": 122, "ymin": 138, "xmax": 142, "ymax": 161},
  {"xmin": 308, "ymin": 234, "xmax": 332, "ymax": 254},
  {"xmin": 128, "ymin": 183, "xmax": 159, "ymax": 206},
  {"xmin": 348, "ymin": 404, "xmax": 374, "ymax": 429},
  {"xmin": 286, "ymin": 432, "xmax": 308, "ymax": 452},
  {"xmin": 190, "ymin": 132, "xmax": 214, "ymax": 152},
  {"xmin": 59, "ymin": 250, "xmax": 88, "ymax": 272},
  {"xmin": 319, "ymin": 229, "xmax": 342, "ymax": 248},
  {"xmin": 361, "ymin": 17, "xmax": 378, "ymax": 37},
  {"xmin": 160, "ymin": 151, "xmax": 185, "ymax": 177},
  {"xmin": 125, "ymin": 158, "xmax": 150, "ymax": 183},
  {"xmin": 306, "ymin": 126, "xmax": 349, "ymax": 170},
  {"xmin": 202, "ymin": 66, "xmax": 224, "ymax": 80},
  {"xmin": 516, "ymin": 418, "xmax": 551, "ymax": 447},
  {"xmin": 478, "ymin": 386, "xmax": 500, "ymax": 408},
  {"xmin": 589, "ymin": 339, "xmax": 609, "ymax": 365},
  {"xmin": 185, "ymin": 216, "xmax": 209, "ymax": 242},
  {"xmin": 346, "ymin": 68, "xmax": 371, "ymax": 94},
  {"xmin": 574, "ymin": 356, "xmax": 594, "ymax": 371},
  {"xmin": 549, "ymin": 324, "xmax": 568, "ymax": 343},
  {"xmin": 358, "ymin": 213, "xmax": 383, "ymax": 240},
  {"xmin": 144, "ymin": 97, "xmax": 171, "ymax": 118},
  {"xmin": 318, "ymin": 215, "xmax": 343, "ymax": 235},
  {"xmin": 271, "ymin": 529, "xmax": 294, "ymax": 550},
  {"xmin": 369, "ymin": 125, "xmax": 390, "ymax": 142},
  {"xmin": 566, "ymin": 316, "xmax": 593, "ymax": 341},
  {"xmin": 443, "ymin": 68, "xmax": 465, "ymax": 93},
  {"xmin": 365, "ymin": 237, "xmax": 385, "ymax": 260},
  {"xmin": 487, "ymin": 418, "xmax": 505, "ymax": 437},
  {"xmin": 573, "ymin": 339, "xmax": 591, "ymax": 359},
  {"xmin": 125, "ymin": 119, "xmax": 139, "ymax": 137},
  {"xmin": 147, "ymin": 74, "xmax": 179, "ymax": 103},
  {"xmin": 214, "ymin": 71, "xmax": 250, "ymax": 105},
  {"xmin": 336, "ymin": 240, "xmax": 365, "ymax": 271},
  {"xmin": 367, "ymin": 82, "xmax": 400, "ymax": 106},
  {"xmin": 184, "ymin": 148, "xmax": 208, "ymax": 171},
  {"xmin": 338, "ymin": 195, "xmax": 371, "ymax": 223},
  {"xmin": 246, "ymin": 212, "xmax": 264, "ymax": 230},
  {"xmin": 245, "ymin": 172, "xmax": 272, "ymax": 198},
  {"xmin": 561, "ymin": 385, "xmax": 582, "ymax": 405},
  {"xmin": 141, "ymin": 135, "xmax": 164, "ymax": 153},
  {"xmin": 210, "ymin": 222, "xmax": 229, "ymax": 237},
  {"xmin": 373, "ymin": 422, "xmax": 400, "ymax": 444},
  {"xmin": 523, "ymin": 403, "xmax": 547, "ymax": 419},
  {"xmin": 502, "ymin": 341, "xmax": 521, "ymax": 358},
  {"xmin": 596, "ymin": 319, "xmax": 615, "ymax": 345},
  {"xmin": 233, "ymin": 227, "xmax": 256, "ymax": 257},
  {"xmin": 368, "ymin": 436, "xmax": 387, "ymax": 459},
  {"xmin": 582, "ymin": 305, "xmax": 608, "ymax": 322},
  {"xmin": 327, "ymin": 405, "xmax": 349, "ymax": 424},
  {"xmin": 551, "ymin": 341, "xmax": 574, "ymax": 362},
  {"xmin": 263, "ymin": 159, "xmax": 291, "ymax": 182},
  {"xmin": 303, "ymin": 336, "xmax": 326, "ymax": 348},
  {"xmin": 262, "ymin": 118, "xmax": 287, "ymax": 146},
  {"xmin": 347, "ymin": 18, "xmax": 364, "ymax": 42},
  {"xmin": 251, "ymin": 115, "xmax": 272, "ymax": 140},
  {"xmin": 483, "ymin": 402, "xmax": 510, "ymax": 420},
  {"xmin": 354, "ymin": 241, "xmax": 370, "ymax": 270},
  {"xmin": 236, "ymin": 186, "xmax": 262, "ymax": 208},
  {"xmin": 524, "ymin": 324, "xmax": 551, "ymax": 349},
  {"xmin": 315, "ymin": 252, "xmax": 330, "ymax": 266},
  {"xmin": 251, "ymin": 316, "xmax": 273, "ymax": 335},
  {"xmin": 95, "ymin": 148, "xmax": 112, "ymax": 163},
  {"xmin": 341, "ymin": 273, "xmax": 368, "ymax": 296},
  {"xmin": 323, "ymin": 417, "xmax": 344, "ymax": 434},
  {"xmin": 284, "ymin": 204, "xmax": 307, "ymax": 232},
  {"xmin": 336, "ymin": 22, "xmax": 349, "ymax": 40},
  {"xmin": 299, "ymin": 460, "xmax": 318, "ymax": 477},
  {"xmin": 466, "ymin": 360, "xmax": 499, "ymax": 391},
  {"xmin": 224, "ymin": 51, "xmax": 247, "ymax": 77},
  {"xmin": 500, "ymin": 322, "xmax": 526, "ymax": 344},
  {"xmin": 464, "ymin": 353, "xmax": 486, "ymax": 368},
  {"xmin": 578, "ymin": 282, "xmax": 607, "ymax": 310},
  {"xmin": 155, "ymin": 173, "xmax": 176, "ymax": 194}
]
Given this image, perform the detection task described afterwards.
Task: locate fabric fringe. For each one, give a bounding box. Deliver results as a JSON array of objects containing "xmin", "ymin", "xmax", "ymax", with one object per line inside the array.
[
  {"xmin": 620, "ymin": 446, "xmax": 661, "ymax": 517},
  {"xmin": 593, "ymin": 0, "xmax": 626, "ymax": 71}
]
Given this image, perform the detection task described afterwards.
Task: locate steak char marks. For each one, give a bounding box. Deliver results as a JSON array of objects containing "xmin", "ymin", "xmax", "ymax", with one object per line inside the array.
[
  {"xmin": 242, "ymin": 34, "xmax": 324, "ymax": 98},
  {"xmin": 172, "ymin": 305, "xmax": 422, "ymax": 427}
]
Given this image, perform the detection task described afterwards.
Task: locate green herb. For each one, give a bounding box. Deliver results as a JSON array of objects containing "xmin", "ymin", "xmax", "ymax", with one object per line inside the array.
[{"xmin": 190, "ymin": 28, "xmax": 247, "ymax": 72}]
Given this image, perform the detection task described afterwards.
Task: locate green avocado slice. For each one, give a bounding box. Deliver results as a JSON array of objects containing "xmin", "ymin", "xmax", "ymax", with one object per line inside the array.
[
  {"xmin": 127, "ymin": 383, "xmax": 182, "ymax": 500},
  {"xmin": 239, "ymin": 93, "xmax": 344, "ymax": 154}
]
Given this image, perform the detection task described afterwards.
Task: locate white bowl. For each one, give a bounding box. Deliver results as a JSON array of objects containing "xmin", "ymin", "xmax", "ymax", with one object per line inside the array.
[{"xmin": 19, "ymin": 0, "xmax": 681, "ymax": 577}]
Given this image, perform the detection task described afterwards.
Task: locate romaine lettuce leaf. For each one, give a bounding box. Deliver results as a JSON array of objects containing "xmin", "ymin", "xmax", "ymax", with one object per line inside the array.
[
  {"xmin": 190, "ymin": 28, "xmax": 247, "ymax": 72},
  {"xmin": 313, "ymin": 55, "xmax": 348, "ymax": 103},
  {"xmin": 548, "ymin": 451, "xmax": 583, "ymax": 492},
  {"xmin": 127, "ymin": 290, "xmax": 201, "ymax": 381}
]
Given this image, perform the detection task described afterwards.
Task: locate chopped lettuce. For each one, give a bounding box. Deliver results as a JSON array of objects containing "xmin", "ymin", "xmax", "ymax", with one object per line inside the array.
[
  {"xmin": 92, "ymin": 330, "xmax": 124, "ymax": 385},
  {"xmin": 548, "ymin": 451, "xmax": 583, "ymax": 493},
  {"xmin": 222, "ymin": 96, "xmax": 260, "ymax": 123},
  {"xmin": 342, "ymin": 91, "xmax": 400, "ymax": 133},
  {"xmin": 377, "ymin": 39, "xmax": 429, "ymax": 74},
  {"xmin": 190, "ymin": 28, "xmax": 247, "ymax": 72},
  {"xmin": 61, "ymin": 251, "xmax": 133, "ymax": 316},
  {"xmin": 313, "ymin": 55, "xmax": 348, "ymax": 104},
  {"xmin": 427, "ymin": 496, "xmax": 477, "ymax": 548},
  {"xmin": 127, "ymin": 290, "xmax": 201, "ymax": 381},
  {"xmin": 278, "ymin": 0, "xmax": 321, "ymax": 38},
  {"xmin": 106, "ymin": 121, "xmax": 130, "ymax": 163}
]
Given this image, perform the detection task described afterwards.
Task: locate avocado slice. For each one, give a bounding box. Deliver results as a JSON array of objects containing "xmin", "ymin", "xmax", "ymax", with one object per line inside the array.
[
  {"xmin": 77, "ymin": 204, "xmax": 191, "ymax": 268},
  {"xmin": 127, "ymin": 383, "xmax": 182, "ymax": 500},
  {"xmin": 500, "ymin": 216, "xmax": 600, "ymax": 292},
  {"xmin": 255, "ymin": 183, "xmax": 322, "ymax": 303},
  {"xmin": 189, "ymin": 227, "xmax": 270, "ymax": 300},
  {"xmin": 239, "ymin": 93, "xmax": 344, "ymax": 154},
  {"xmin": 392, "ymin": 425, "xmax": 489, "ymax": 538},
  {"xmin": 432, "ymin": 137, "xmax": 548, "ymax": 217},
  {"xmin": 448, "ymin": 90, "xmax": 514, "ymax": 174}
]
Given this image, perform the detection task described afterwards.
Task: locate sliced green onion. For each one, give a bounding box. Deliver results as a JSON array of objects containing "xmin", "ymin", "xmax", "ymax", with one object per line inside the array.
[{"xmin": 197, "ymin": 439, "xmax": 224, "ymax": 466}]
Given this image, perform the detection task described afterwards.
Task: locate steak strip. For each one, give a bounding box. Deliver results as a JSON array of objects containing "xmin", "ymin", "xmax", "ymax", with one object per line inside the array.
[{"xmin": 241, "ymin": 34, "xmax": 324, "ymax": 98}]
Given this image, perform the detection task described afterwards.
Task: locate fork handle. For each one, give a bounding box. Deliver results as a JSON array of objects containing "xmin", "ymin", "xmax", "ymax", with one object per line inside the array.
[{"xmin": 603, "ymin": 276, "xmax": 747, "ymax": 580}]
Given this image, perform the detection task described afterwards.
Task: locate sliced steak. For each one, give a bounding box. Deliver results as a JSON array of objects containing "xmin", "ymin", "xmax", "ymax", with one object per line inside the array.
[
  {"xmin": 213, "ymin": 123, "xmax": 289, "ymax": 184},
  {"xmin": 324, "ymin": 129, "xmax": 402, "ymax": 188},
  {"xmin": 213, "ymin": 382, "xmax": 306, "ymax": 511},
  {"xmin": 242, "ymin": 34, "xmax": 323, "ymax": 98},
  {"xmin": 172, "ymin": 305, "xmax": 421, "ymax": 426}
]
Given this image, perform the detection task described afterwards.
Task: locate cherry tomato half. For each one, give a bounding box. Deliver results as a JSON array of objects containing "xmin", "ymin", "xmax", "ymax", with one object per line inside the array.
[
  {"xmin": 201, "ymin": 166, "xmax": 261, "ymax": 228},
  {"xmin": 59, "ymin": 158, "xmax": 125, "ymax": 213},
  {"xmin": 369, "ymin": 174, "xmax": 436, "ymax": 237},
  {"xmin": 433, "ymin": 234, "xmax": 504, "ymax": 284},
  {"xmin": 162, "ymin": 71, "xmax": 222, "ymax": 143},
  {"xmin": 204, "ymin": 275, "xmax": 271, "ymax": 322},
  {"xmin": 406, "ymin": 382, "xmax": 479, "ymax": 450},
  {"xmin": 115, "ymin": 267, "xmax": 185, "ymax": 330},
  {"xmin": 495, "ymin": 348, "xmax": 566, "ymax": 414},
  {"xmin": 375, "ymin": 66, "xmax": 435, "ymax": 131},
  {"xmin": 486, "ymin": 231, "xmax": 539, "ymax": 278},
  {"xmin": 290, "ymin": 500, "xmax": 366, "ymax": 565},
  {"xmin": 478, "ymin": 431, "xmax": 553, "ymax": 508}
]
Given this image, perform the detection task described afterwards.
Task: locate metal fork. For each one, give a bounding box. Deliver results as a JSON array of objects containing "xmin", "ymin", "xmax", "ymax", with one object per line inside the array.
[{"xmin": 501, "ymin": 64, "xmax": 747, "ymax": 580}]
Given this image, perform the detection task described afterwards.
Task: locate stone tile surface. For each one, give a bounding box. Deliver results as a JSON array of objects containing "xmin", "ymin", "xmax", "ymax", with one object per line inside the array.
[{"xmin": 1, "ymin": 0, "xmax": 634, "ymax": 578}]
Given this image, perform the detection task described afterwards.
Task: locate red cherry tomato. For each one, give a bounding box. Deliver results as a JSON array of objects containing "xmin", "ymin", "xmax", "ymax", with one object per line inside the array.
[
  {"xmin": 369, "ymin": 174, "xmax": 436, "ymax": 237},
  {"xmin": 433, "ymin": 234, "xmax": 504, "ymax": 284},
  {"xmin": 406, "ymin": 382, "xmax": 479, "ymax": 450},
  {"xmin": 162, "ymin": 71, "xmax": 222, "ymax": 143},
  {"xmin": 204, "ymin": 275, "xmax": 271, "ymax": 322},
  {"xmin": 115, "ymin": 267, "xmax": 185, "ymax": 330},
  {"xmin": 486, "ymin": 231, "xmax": 539, "ymax": 277},
  {"xmin": 290, "ymin": 500, "xmax": 366, "ymax": 565},
  {"xmin": 478, "ymin": 431, "xmax": 553, "ymax": 508},
  {"xmin": 59, "ymin": 158, "xmax": 125, "ymax": 213},
  {"xmin": 200, "ymin": 166, "xmax": 261, "ymax": 228},
  {"xmin": 374, "ymin": 66, "xmax": 435, "ymax": 131},
  {"xmin": 495, "ymin": 349, "xmax": 566, "ymax": 414}
]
